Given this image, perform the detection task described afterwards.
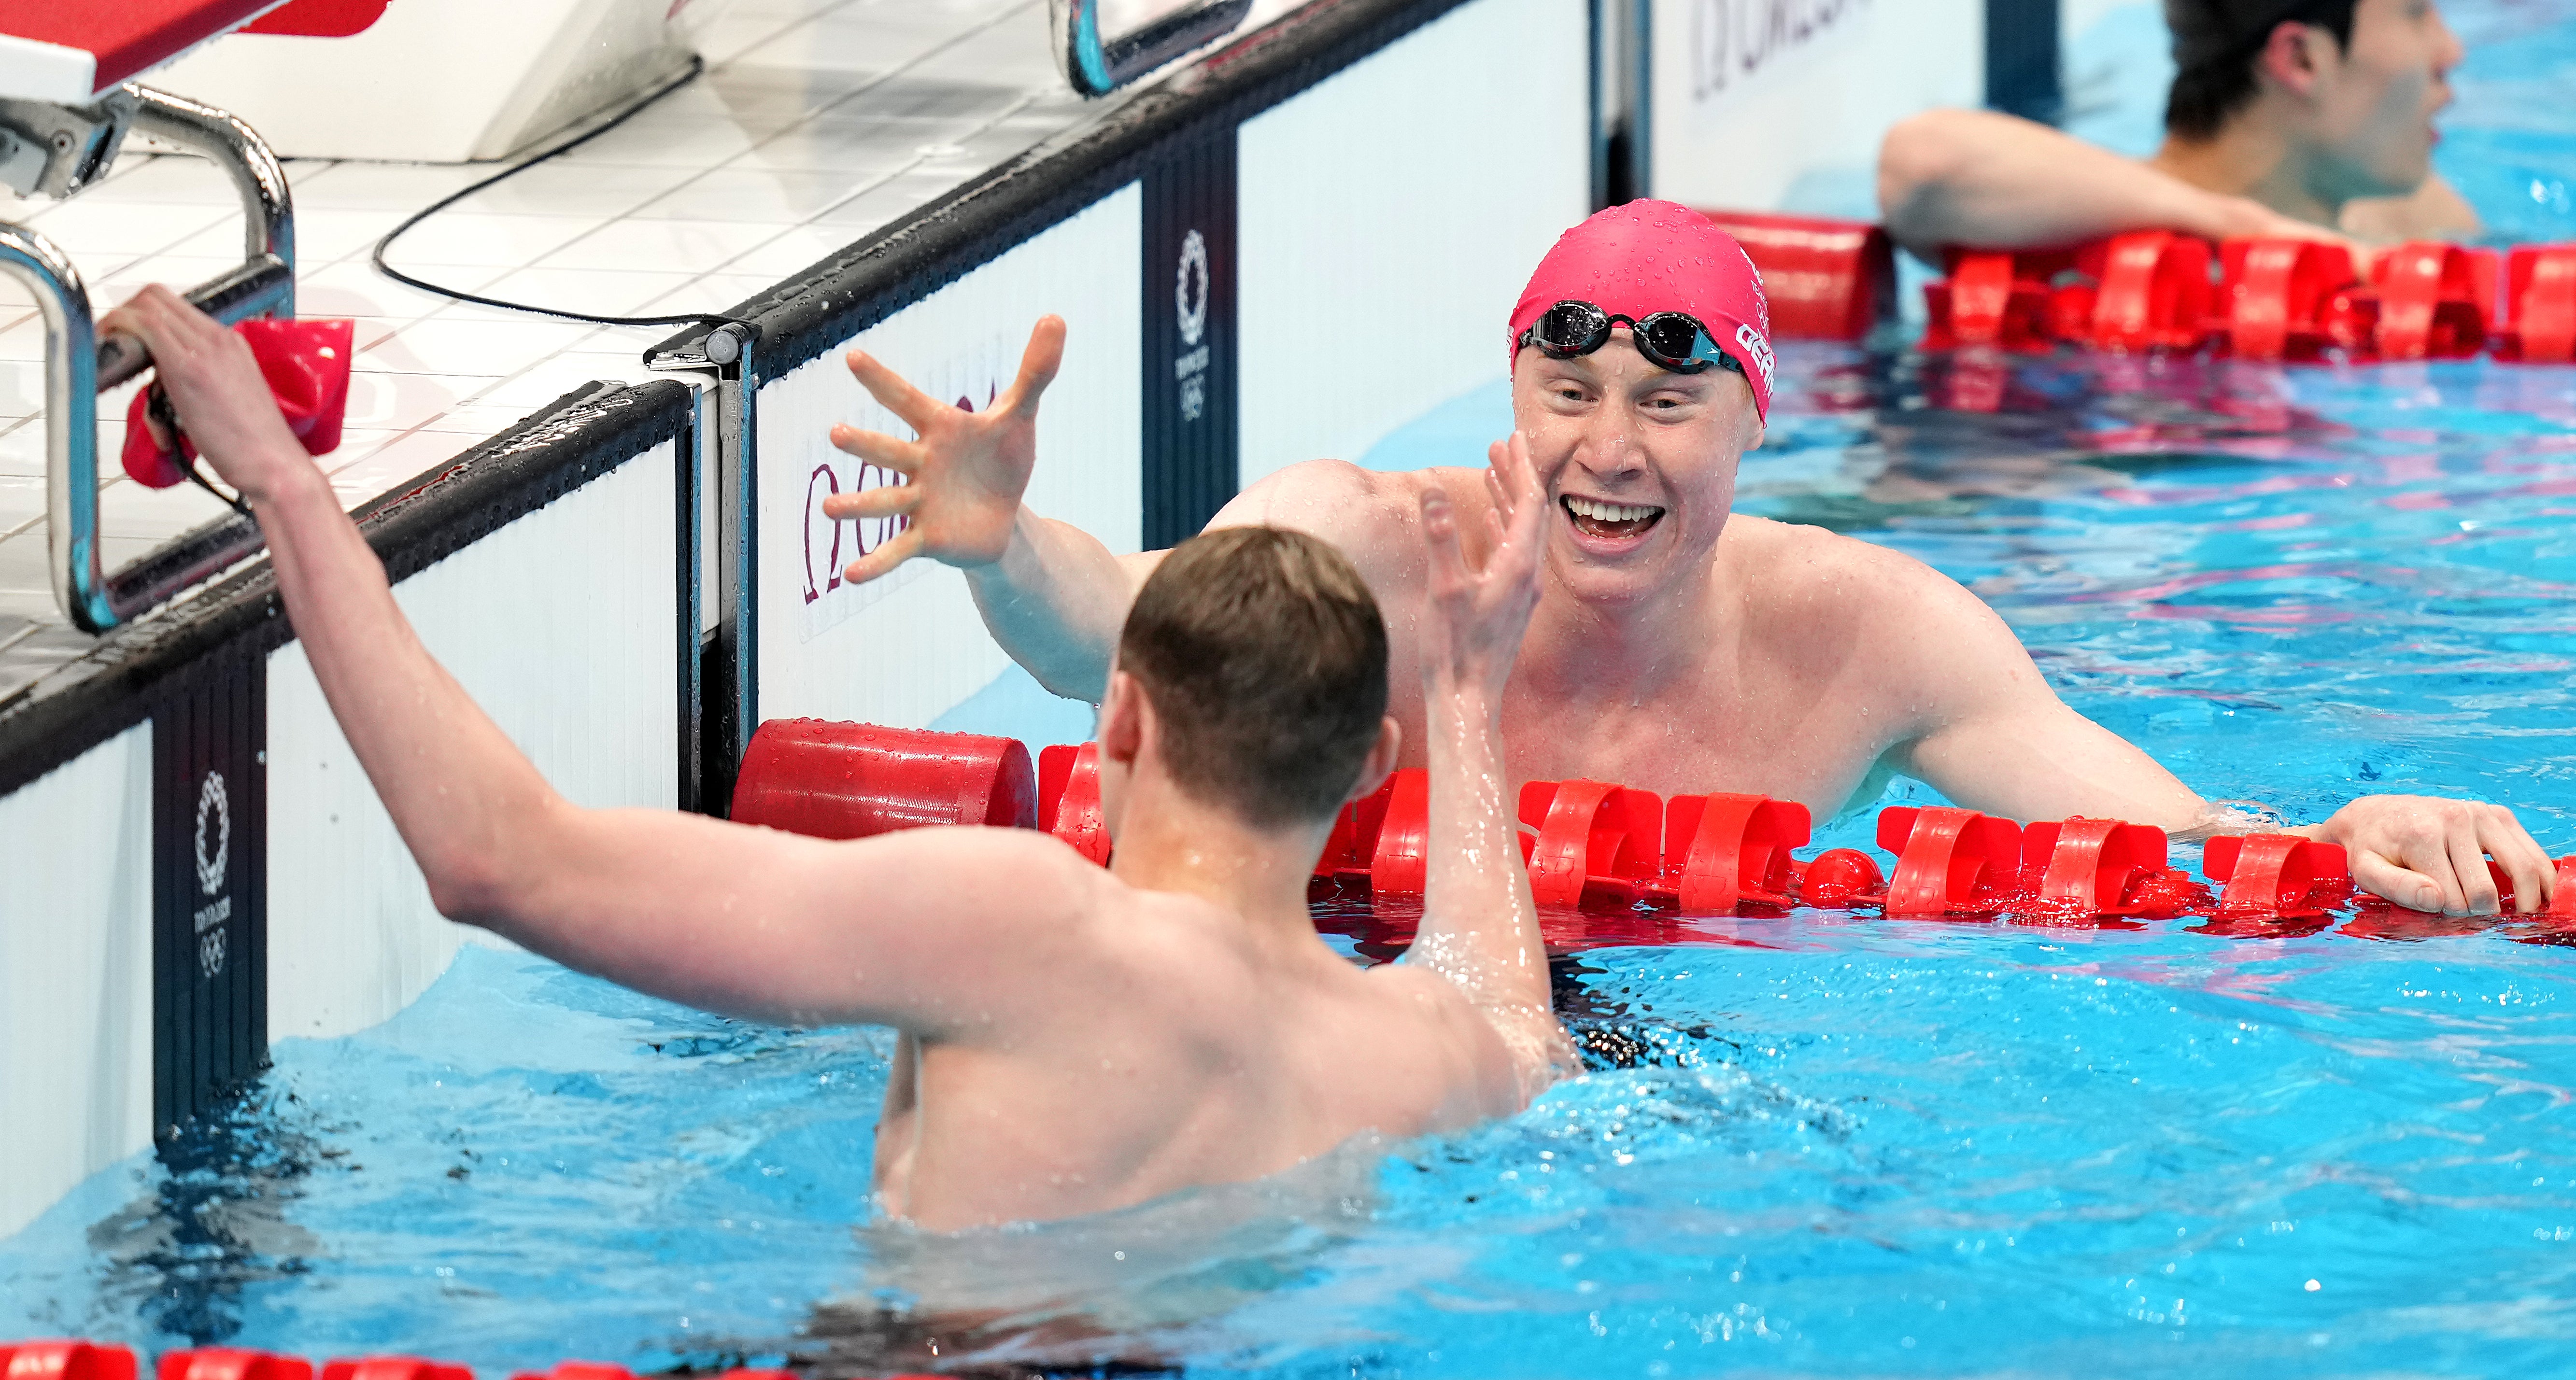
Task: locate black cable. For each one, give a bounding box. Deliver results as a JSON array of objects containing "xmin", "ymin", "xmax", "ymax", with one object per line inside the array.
[{"xmin": 370, "ymin": 56, "xmax": 757, "ymax": 337}]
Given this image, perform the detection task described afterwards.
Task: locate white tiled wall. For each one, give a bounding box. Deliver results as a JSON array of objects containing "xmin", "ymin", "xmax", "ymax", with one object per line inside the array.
[{"xmin": 0, "ymin": 0, "xmax": 1098, "ymax": 704}]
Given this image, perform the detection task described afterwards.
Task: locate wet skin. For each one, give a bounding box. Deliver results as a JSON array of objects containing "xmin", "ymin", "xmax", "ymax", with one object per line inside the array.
[{"xmin": 823, "ymin": 318, "xmax": 2559, "ymax": 919}]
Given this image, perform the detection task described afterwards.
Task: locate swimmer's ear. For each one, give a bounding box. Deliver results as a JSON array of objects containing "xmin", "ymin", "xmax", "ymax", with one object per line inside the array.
[
  {"xmin": 1098, "ymin": 670, "xmax": 1145, "ymax": 768},
  {"xmin": 1346, "ymin": 716, "xmax": 1402, "ymax": 804}
]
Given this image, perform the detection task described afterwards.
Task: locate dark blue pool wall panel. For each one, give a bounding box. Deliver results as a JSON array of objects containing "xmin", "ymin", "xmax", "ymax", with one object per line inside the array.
[
  {"xmin": 1984, "ymin": 0, "xmax": 2061, "ymax": 122},
  {"xmin": 151, "ymin": 646, "xmax": 267, "ymax": 1137},
  {"xmin": 1141, "ymin": 129, "xmax": 1240, "ymax": 549}
]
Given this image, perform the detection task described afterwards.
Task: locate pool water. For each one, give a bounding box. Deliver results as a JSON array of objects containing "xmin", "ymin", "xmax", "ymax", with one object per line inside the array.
[{"xmin": 13, "ymin": 3, "xmax": 2576, "ymax": 1374}]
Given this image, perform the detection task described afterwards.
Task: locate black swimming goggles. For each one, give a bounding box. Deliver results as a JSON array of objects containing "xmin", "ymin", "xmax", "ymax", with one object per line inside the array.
[{"xmin": 1517, "ymin": 300, "xmax": 1745, "ymax": 378}]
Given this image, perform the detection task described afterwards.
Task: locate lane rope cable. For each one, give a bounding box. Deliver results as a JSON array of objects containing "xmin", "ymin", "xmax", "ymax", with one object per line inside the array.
[{"xmin": 370, "ymin": 56, "xmax": 758, "ymax": 340}]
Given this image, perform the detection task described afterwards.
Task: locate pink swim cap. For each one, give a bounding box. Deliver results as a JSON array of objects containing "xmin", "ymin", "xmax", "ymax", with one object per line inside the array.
[{"xmin": 1507, "ymin": 199, "xmax": 1775, "ymax": 421}]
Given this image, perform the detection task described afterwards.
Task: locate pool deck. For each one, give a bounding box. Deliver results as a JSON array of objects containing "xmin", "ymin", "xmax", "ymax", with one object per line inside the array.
[{"xmin": 0, "ymin": 0, "xmax": 1212, "ymax": 707}]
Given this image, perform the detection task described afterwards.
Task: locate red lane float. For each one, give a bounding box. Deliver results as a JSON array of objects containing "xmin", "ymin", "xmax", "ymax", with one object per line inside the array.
[
  {"xmin": 1518, "ymin": 779, "xmax": 1662, "ymax": 907},
  {"xmin": 725, "ymin": 720, "xmax": 2568, "ymax": 928},
  {"xmin": 1656, "ymin": 792, "xmax": 1812, "ymax": 911},
  {"xmin": 2495, "ymin": 244, "xmax": 2576, "ymax": 363},
  {"xmin": 731, "ymin": 720, "xmax": 1035, "ymax": 837},
  {"xmin": 1908, "ymin": 227, "xmax": 2576, "ymax": 366},
  {"xmin": 162, "ymin": 1352, "xmax": 311, "ymax": 1380},
  {"xmin": 1696, "ymin": 211, "xmax": 1897, "ymax": 341},
  {"xmin": 1, "ymin": 1343, "xmax": 138, "ymax": 1380},
  {"xmin": 2203, "ymin": 833, "xmax": 2351, "ymax": 917},
  {"xmin": 1037, "ymin": 741, "xmax": 1112, "ymax": 864}
]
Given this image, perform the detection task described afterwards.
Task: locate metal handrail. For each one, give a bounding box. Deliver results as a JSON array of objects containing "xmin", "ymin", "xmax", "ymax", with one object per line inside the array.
[
  {"xmin": 1048, "ymin": 0, "xmax": 1255, "ymax": 97},
  {"xmin": 6, "ymin": 84, "xmax": 296, "ymax": 635}
]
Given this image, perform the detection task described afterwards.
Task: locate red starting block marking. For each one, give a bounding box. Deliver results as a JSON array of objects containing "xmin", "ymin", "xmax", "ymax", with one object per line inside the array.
[
  {"xmin": 2203, "ymin": 833, "xmax": 2351, "ymax": 917},
  {"xmin": 1037, "ymin": 742, "xmax": 1111, "ymax": 866},
  {"xmin": 1, "ymin": 1343, "xmax": 138, "ymax": 1380},
  {"xmin": 1877, "ymin": 806, "xmax": 2024, "ymax": 914},
  {"xmin": 160, "ymin": 1352, "xmax": 311, "ymax": 1380},
  {"xmin": 1656, "ymin": 792, "xmax": 1811, "ymax": 912},
  {"xmin": 1517, "ymin": 779, "xmax": 1662, "ymax": 909}
]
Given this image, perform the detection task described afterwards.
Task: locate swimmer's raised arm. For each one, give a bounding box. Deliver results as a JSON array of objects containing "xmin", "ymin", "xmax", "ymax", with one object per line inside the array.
[
  {"xmin": 821, "ymin": 317, "xmax": 1159, "ymax": 701},
  {"xmin": 1408, "ymin": 434, "xmax": 1574, "ymax": 1095},
  {"xmin": 823, "ymin": 318, "xmax": 1420, "ymax": 703},
  {"xmin": 105, "ymin": 286, "xmax": 1104, "ymax": 1033},
  {"xmin": 1877, "ymin": 108, "xmax": 2343, "ymax": 261}
]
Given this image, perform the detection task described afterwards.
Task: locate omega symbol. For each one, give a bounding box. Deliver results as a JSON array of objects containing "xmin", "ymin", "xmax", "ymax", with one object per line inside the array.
[
  {"xmin": 194, "ymin": 771, "xmax": 229, "ymax": 896},
  {"xmin": 1176, "ymin": 229, "xmax": 1209, "ymax": 348}
]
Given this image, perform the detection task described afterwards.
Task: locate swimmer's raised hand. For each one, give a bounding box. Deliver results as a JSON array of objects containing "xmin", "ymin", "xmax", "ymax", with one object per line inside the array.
[
  {"xmin": 97, "ymin": 284, "xmax": 311, "ymax": 507},
  {"xmin": 822, "ymin": 315, "xmax": 1065, "ymax": 585},
  {"xmin": 1420, "ymin": 431, "xmax": 1545, "ymax": 701}
]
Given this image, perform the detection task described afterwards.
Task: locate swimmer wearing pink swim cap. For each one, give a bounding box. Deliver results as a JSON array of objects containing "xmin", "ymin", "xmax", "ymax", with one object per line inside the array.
[
  {"xmin": 847, "ymin": 200, "xmax": 2554, "ymax": 920},
  {"xmin": 1507, "ymin": 199, "xmax": 1777, "ymax": 421}
]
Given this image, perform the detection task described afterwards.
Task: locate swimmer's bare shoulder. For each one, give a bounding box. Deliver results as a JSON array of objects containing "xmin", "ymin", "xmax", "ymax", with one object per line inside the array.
[{"xmin": 1205, "ymin": 459, "xmax": 1469, "ymax": 594}]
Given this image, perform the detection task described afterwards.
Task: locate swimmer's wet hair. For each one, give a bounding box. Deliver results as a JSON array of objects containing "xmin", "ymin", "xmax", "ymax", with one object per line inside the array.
[
  {"xmin": 1119, "ymin": 527, "xmax": 1388, "ymax": 827},
  {"xmin": 2165, "ymin": 0, "xmax": 2356, "ymax": 140}
]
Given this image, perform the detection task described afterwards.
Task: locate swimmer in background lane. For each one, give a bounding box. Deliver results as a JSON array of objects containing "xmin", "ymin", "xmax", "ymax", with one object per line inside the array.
[
  {"xmin": 1877, "ymin": 0, "xmax": 2474, "ymax": 260},
  {"xmin": 822, "ymin": 198, "xmax": 2556, "ymax": 918},
  {"xmin": 103, "ymin": 283, "xmax": 1577, "ymax": 1234}
]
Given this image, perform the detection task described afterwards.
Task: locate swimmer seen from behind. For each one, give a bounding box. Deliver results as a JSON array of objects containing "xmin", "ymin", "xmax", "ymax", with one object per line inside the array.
[{"xmin": 103, "ymin": 283, "xmax": 1576, "ymax": 1233}]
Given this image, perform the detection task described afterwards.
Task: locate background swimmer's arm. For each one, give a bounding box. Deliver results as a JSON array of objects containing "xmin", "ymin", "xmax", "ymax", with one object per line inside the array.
[
  {"xmin": 821, "ymin": 315, "xmax": 1163, "ymax": 703},
  {"xmin": 108, "ymin": 286, "xmax": 1105, "ymax": 1035},
  {"xmin": 1405, "ymin": 437, "xmax": 1575, "ymax": 1101},
  {"xmin": 1877, "ymin": 108, "xmax": 2335, "ymax": 261}
]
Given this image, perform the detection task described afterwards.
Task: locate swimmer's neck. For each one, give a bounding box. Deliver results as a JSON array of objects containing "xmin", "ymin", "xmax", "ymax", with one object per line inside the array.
[
  {"xmin": 1514, "ymin": 552, "xmax": 1739, "ymax": 705},
  {"xmin": 1107, "ymin": 775, "xmax": 1337, "ymax": 944},
  {"xmin": 2150, "ymin": 116, "xmax": 2345, "ymax": 229}
]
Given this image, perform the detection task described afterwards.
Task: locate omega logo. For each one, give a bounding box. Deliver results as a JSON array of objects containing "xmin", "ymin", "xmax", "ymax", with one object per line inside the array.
[
  {"xmin": 802, "ymin": 388, "xmax": 993, "ymax": 605},
  {"xmin": 192, "ymin": 771, "xmax": 232, "ymax": 979},
  {"xmin": 1175, "ymin": 228, "xmax": 1212, "ymax": 423}
]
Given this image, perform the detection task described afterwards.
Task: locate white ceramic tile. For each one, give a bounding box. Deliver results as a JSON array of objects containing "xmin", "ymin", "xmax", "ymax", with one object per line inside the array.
[
  {"xmin": 375, "ymin": 213, "xmax": 605, "ymax": 269},
  {"xmin": 94, "ymin": 479, "xmax": 239, "ymax": 543},
  {"xmin": 465, "ymin": 353, "xmax": 652, "ymax": 409},
  {"xmin": 716, "ymin": 224, "xmax": 858, "ymax": 278},
  {"xmin": 0, "ymin": 474, "xmax": 40, "ymax": 531},
  {"xmin": 634, "ymin": 272, "xmax": 787, "ymax": 317},
  {"xmin": 0, "ymin": 422, "xmax": 41, "ymax": 479},
  {"xmin": 0, "ymin": 317, "xmax": 44, "ymax": 364},
  {"xmin": 448, "ymin": 163, "xmax": 702, "ymax": 219},
  {"xmin": 13, "ymin": 198, "xmax": 234, "ymax": 258},
  {"xmin": 808, "ymin": 169, "xmax": 962, "ymax": 228},
  {"xmin": 534, "ymin": 218, "xmax": 790, "ymax": 273},
  {"xmin": 560, "ymin": 115, "xmax": 767, "ymax": 168},
  {"xmin": 322, "ymin": 428, "xmax": 473, "ymax": 496},
  {"xmin": 70, "ymin": 155, "xmax": 249, "ymax": 207},
  {"xmin": 340, "ymin": 369, "xmax": 506, "ymax": 432},
  {"xmin": 629, "ymin": 167, "xmax": 884, "ymax": 222},
  {"xmin": 297, "ymin": 258, "xmax": 512, "ymax": 321},
  {"xmin": 359, "ymin": 315, "xmax": 598, "ymax": 377},
  {"xmin": 287, "ymin": 162, "xmax": 498, "ymax": 211},
  {"xmin": 476, "ymin": 265, "xmax": 705, "ymax": 317}
]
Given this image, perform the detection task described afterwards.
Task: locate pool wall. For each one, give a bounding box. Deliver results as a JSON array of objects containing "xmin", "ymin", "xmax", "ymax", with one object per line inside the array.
[
  {"xmin": 0, "ymin": 383, "xmax": 700, "ymax": 1239},
  {"xmin": 1, "ymin": 0, "xmax": 2084, "ymax": 1244}
]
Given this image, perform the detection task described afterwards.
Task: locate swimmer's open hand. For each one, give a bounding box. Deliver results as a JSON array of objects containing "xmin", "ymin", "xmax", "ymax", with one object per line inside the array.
[
  {"xmin": 2307, "ymin": 795, "xmax": 2555, "ymax": 916},
  {"xmin": 98, "ymin": 284, "xmax": 310, "ymax": 507},
  {"xmin": 1420, "ymin": 431, "xmax": 1545, "ymax": 705},
  {"xmin": 823, "ymin": 315, "xmax": 1064, "ymax": 584}
]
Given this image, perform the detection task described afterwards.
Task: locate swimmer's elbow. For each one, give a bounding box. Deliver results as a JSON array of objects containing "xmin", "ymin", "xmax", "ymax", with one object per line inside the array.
[
  {"xmin": 424, "ymin": 851, "xmax": 510, "ymax": 928},
  {"xmin": 1878, "ymin": 110, "xmax": 1972, "ymax": 209}
]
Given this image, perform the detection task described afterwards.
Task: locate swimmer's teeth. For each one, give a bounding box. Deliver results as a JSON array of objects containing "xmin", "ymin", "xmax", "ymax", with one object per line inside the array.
[{"xmin": 1563, "ymin": 495, "xmax": 1664, "ymax": 525}]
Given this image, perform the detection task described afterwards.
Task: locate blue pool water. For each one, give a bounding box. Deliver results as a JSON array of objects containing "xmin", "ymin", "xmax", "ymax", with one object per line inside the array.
[{"xmin": 13, "ymin": 4, "xmax": 2576, "ymax": 1374}]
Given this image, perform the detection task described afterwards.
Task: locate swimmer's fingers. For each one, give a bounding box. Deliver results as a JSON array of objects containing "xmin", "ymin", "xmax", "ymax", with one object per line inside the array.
[
  {"xmin": 2478, "ymin": 805, "xmax": 2555, "ymax": 914},
  {"xmin": 1419, "ymin": 488, "xmax": 1470, "ymax": 601},
  {"xmin": 1492, "ymin": 433, "xmax": 1546, "ymax": 570},
  {"xmin": 821, "ymin": 482, "xmax": 918, "ymax": 523},
  {"xmin": 827, "ymin": 424, "xmax": 921, "ymax": 475},
  {"xmin": 2444, "ymin": 822, "xmax": 2503, "ymax": 917},
  {"xmin": 844, "ymin": 349, "xmax": 948, "ymax": 434},
  {"xmin": 1000, "ymin": 315, "xmax": 1066, "ymax": 421},
  {"xmin": 2349, "ymin": 850, "xmax": 2456, "ymax": 915},
  {"xmin": 841, "ymin": 526, "xmax": 924, "ymax": 586}
]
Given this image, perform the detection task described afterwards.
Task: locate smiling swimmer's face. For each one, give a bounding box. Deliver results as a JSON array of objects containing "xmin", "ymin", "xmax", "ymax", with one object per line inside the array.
[{"xmin": 1511, "ymin": 328, "xmax": 1766, "ymax": 611}]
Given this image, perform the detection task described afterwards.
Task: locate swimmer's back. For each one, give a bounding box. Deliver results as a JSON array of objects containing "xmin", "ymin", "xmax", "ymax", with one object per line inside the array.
[{"xmin": 877, "ymin": 826, "xmax": 1517, "ymax": 1230}]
